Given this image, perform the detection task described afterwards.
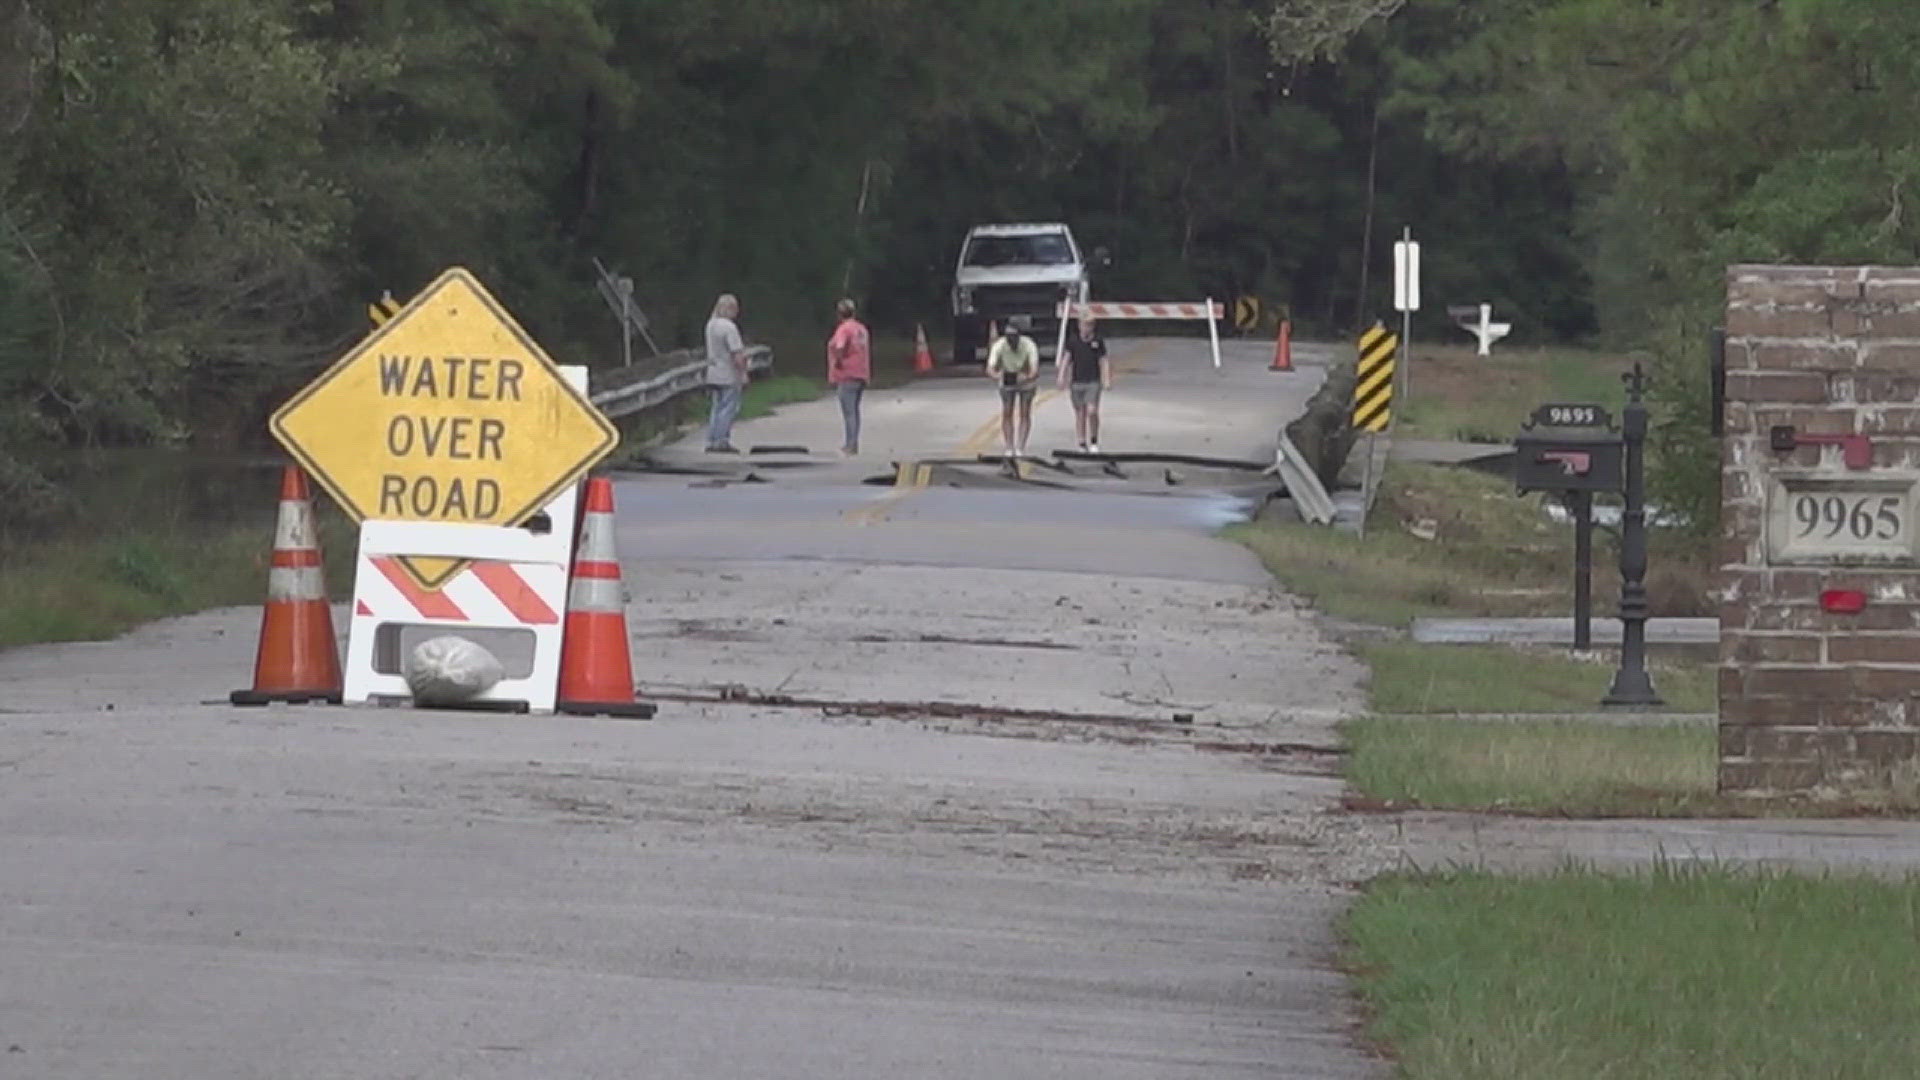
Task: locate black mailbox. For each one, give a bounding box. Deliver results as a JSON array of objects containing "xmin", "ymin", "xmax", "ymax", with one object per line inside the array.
[
  {"xmin": 1512, "ymin": 402, "xmax": 1627, "ymax": 654},
  {"xmin": 1514, "ymin": 432, "xmax": 1625, "ymax": 494}
]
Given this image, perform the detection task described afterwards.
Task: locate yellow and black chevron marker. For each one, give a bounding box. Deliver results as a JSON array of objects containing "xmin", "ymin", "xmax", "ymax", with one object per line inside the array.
[
  {"xmin": 1233, "ymin": 295, "xmax": 1262, "ymax": 333},
  {"xmin": 1352, "ymin": 323, "xmax": 1398, "ymax": 433},
  {"xmin": 367, "ymin": 290, "xmax": 402, "ymax": 328}
]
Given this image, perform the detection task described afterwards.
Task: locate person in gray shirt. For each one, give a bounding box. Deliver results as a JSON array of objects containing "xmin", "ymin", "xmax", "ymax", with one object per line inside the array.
[{"xmin": 704, "ymin": 293, "xmax": 748, "ymax": 453}]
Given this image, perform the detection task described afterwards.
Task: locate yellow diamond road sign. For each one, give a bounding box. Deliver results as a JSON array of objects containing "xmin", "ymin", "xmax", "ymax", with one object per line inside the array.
[{"xmin": 271, "ymin": 267, "xmax": 618, "ymax": 590}]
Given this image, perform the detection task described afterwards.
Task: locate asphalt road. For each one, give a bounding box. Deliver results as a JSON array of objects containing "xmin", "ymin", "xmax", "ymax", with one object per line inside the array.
[{"xmin": 0, "ymin": 336, "xmax": 1394, "ymax": 1078}]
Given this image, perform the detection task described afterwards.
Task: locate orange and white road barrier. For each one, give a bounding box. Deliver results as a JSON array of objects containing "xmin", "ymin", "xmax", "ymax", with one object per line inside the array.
[
  {"xmin": 1073, "ymin": 301, "xmax": 1223, "ymax": 320},
  {"xmin": 1270, "ymin": 319, "xmax": 1293, "ymax": 371},
  {"xmin": 337, "ymin": 365, "xmax": 600, "ymax": 714},
  {"xmin": 264, "ymin": 355, "xmax": 652, "ymax": 717},
  {"xmin": 231, "ymin": 466, "xmax": 343, "ymax": 705},
  {"xmin": 1059, "ymin": 299, "xmax": 1226, "ymax": 370},
  {"xmin": 356, "ymin": 557, "xmax": 564, "ymax": 627},
  {"xmin": 556, "ymin": 477, "xmax": 655, "ymax": 718},
  {"xmin": 913, "ymin": 323, "xmax": 935, "ymax": 374},
  {"xmin": 342, "ymin": 507, "xmax": 577, "ymax": 713}
]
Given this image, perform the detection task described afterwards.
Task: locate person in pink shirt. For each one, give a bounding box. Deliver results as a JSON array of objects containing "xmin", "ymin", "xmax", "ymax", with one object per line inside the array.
[{"xmin": 827, "ymin": 297, "xmax": 872, "ymax": 455}]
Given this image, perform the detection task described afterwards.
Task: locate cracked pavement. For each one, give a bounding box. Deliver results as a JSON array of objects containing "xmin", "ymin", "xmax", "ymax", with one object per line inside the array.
[{"xmin": 9, "ymin": 336, "xmax": 1918, "ymax": 1077}]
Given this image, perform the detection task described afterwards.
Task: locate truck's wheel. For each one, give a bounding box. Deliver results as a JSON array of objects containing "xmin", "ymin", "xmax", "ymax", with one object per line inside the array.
[{"xmin": 951, "ymin": 316, "xmax": 980, "ymax": 366}]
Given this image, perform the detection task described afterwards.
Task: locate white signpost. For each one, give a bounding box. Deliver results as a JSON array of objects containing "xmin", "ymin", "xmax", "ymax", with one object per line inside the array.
[
  {"xmin": 1355, "ymin": 229, "xmax": 1421, "ymax": 536},
  {"xmin": 1393, "ymin": 233, "xmax": 1420, "ymax": 313},
  {"xmin": 1393, "ymin": 229, "xmax": 1420, "ymax": 404}
]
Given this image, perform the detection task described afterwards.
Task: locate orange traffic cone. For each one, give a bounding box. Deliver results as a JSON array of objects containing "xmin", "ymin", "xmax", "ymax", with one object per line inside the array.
[
  {"xmin": 231, "ymin": 466, "xmax": 342, "ymax": 705},
  {"xmin": 556, "ymin": 477, "xmax": 656, "ymax": 718},
  {"xmin": 1270, "ymin": 318, "xmax": 1293, "ymax": 371},
  {"xmin": 913, "ymin": 323, "xmax": 935, "ymax": 374}
]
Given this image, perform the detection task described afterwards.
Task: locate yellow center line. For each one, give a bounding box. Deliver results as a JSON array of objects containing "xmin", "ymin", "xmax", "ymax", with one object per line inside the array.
[
  {"xmin": 845, "ymin": 345, "xmax": 1150, "ymax": 526},
  {"xmin": 958, "ymin": 388, "xmax": 1061, "ymax": 456},
  {"xmin": 844, "ymin": 461, "xmax": 929, "ymax": 525}
]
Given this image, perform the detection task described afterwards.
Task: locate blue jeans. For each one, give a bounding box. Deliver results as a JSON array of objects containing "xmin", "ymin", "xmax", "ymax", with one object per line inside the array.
[
  {"xmin": 836, "ymin": 379, "xmax": 865, "ymax": 450},
  {"xmin": 707, "ymin": 383, "xmax": 742, "ymax": 448}
]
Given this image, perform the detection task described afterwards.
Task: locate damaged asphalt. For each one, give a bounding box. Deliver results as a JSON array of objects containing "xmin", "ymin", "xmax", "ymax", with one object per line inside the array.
[{"xmin": 9, "ymin": 336, "xmax": 1920, "ymax": 1077}]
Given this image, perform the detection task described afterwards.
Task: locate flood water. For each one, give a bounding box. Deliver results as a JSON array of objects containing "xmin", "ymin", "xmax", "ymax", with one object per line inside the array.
[{"xmin": 1, "ymin": 451, "xmax": 290, "ymax": 550}]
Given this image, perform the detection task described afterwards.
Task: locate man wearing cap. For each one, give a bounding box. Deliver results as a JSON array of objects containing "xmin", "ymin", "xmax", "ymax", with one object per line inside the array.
[{"xmin": 985, "ymin": 320, "xmax": 1040, "ymax": 459}]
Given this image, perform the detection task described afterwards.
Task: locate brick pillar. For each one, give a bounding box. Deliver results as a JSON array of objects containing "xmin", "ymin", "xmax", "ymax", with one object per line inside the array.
[{"xmin": 1721, "ymin": 265, "xmax": 1920, "ymax": 794}]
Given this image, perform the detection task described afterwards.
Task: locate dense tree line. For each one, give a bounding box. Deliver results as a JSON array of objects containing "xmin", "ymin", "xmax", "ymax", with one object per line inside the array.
[
  {"xmin": 1, "ymin": 0, "xmax": 1911, "ymax": 530},
  {"xmin": 1381, "ymin": 0, "xmax": 1920, "ymax": 523}
]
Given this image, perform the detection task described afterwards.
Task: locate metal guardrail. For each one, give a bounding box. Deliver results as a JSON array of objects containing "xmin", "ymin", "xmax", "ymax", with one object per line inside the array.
[
  {"xmin": 588, "ymin": 345, "xmax": 775, "ymax": 420},
  {"xmin": 1273, "ymin": 430, "xmax": 1336, "ymax": 525}
]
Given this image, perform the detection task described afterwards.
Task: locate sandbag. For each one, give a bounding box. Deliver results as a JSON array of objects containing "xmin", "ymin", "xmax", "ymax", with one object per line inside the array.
[{"xmin": 404, "ymin": 635, "xmax": 504, "ymax": 706}]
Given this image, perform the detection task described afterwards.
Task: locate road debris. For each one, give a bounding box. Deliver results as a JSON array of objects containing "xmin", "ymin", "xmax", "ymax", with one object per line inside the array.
[{"xmin": 648, "ymin": 686, "xmax": 1222, "ymax": 735}]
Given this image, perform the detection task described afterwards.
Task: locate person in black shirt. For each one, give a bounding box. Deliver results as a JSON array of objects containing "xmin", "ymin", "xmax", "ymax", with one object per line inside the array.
[{"xmin": 1058, "ymin": 315, "xmax": 1112, "ymax": 452}]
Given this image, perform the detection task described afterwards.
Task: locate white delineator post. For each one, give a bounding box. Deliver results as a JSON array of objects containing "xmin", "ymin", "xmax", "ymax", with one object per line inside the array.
[{"xmin": 1205, "ymin": 297, "xmax": 1221, "ymax": 370}]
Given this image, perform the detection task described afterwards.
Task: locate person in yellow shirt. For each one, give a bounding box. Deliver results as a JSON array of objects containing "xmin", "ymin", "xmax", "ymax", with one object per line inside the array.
[{"xmin": 985, "ymin": 321, "xmax": 1040, "ymax": 459}]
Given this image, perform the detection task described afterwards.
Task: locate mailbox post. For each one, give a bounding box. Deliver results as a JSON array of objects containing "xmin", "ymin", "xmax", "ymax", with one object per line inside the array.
[
  {"xmin": 1515, "ymin": 403, "xmax": 1624, "ymax": 652},
  {"xmin": 1603, "ymin": 363, "xmax": 1663, "ymax": 708},
  {"xmin": 1571, "ymin": 487, "xmax": 1594, "ymax": 650}
]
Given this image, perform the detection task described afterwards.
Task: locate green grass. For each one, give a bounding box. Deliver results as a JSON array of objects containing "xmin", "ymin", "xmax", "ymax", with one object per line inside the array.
[
  {"xmin": 1346, "ymin": 867, "xmax": 1920, "ymax": 1078},
  {"xmin": 1232, "ymin": 461, "xmax": 1724, "ymax": 627},
  {"xmin": 0, "ymin": 508, "xmax": 357, "ymax": 648},
  {"xmin": 1343, "ymin": 713, "xmax": 1920, "ymax": 817},
  {"xmin": 0, "ymin": 453, "xmax": 362, "ymax": 649},
  {"xmin": 1231, "ymin": 516, "xmax": 1539, "ymax": 627},
  {"xmin": 1228, "ymin": 464, "xmax": 1556, "ymax": 626},
  {"xmin": 1398, "ymin": 343, "xmax": 1633, "ymax": 443},
  {"xmin": 1362, "ymin": 642, "xmax": 1718, "ymax": 715},
  {"xmin": 1228, "ymin": 461, "xmax": 1543, "ymax": 622},
  {"xmin": 1345, "ymin": 716, "xmax": 1718, "ymax": 816},
  {"xmin": 1346, "ymin": 644, "xmax": 1725, "ymax": 817},
  {"xmin": 738, "ymin": 374, "xmax": 827, "ymax": 420}
]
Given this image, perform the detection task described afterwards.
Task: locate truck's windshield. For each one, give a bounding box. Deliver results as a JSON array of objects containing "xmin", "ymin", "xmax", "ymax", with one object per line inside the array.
[{"xmin": 962, "ymin": 234, "xmax": 1076, "ymax": 268}]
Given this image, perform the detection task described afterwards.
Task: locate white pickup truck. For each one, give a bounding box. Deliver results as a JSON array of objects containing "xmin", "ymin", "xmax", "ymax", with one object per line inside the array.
[{"xmin": 949, "ymin": 223, "xmax": 1095, "ymax": 366}]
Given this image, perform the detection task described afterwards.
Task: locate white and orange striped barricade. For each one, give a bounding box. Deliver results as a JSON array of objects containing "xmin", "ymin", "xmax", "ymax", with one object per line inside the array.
[
  {"xmin": 339, "ymin": 366, "xmax": 588, "ymax": 714},
  {"xmin": 342, "ymin": 496, "xmax": 577, "ymax": 713},
  {"xmin": 1055, "ymin": 299, "xmax": 1225, "ymax": 370}
]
